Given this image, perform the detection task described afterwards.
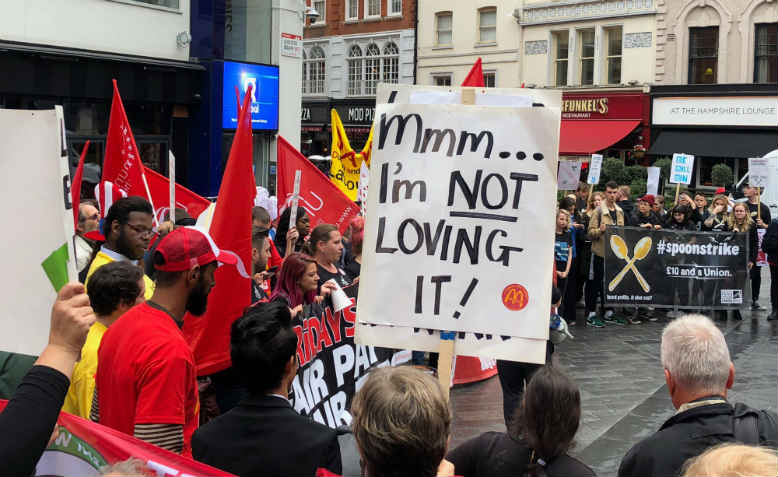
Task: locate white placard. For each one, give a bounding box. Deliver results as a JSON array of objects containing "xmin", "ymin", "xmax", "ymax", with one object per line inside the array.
[
  {"xmin": 670, "ymin": 153, "xmax": 695, "ymax": 185},
  {"xmin": 357, "ymin": 102, "xmax": 559, "ymax": 341},
  {"xmin": 748, "ymin": 157, "xmax": 769, "ymax": 188},
  {"xmin": 289, "ymin": 170, "xmax": 301, "ymax": 227},
  {"xmin": 558, "ymin": 160, "xmax": 582, "ymax": 191},
  {"xmin": 587, "ymin": 154, "xmax": 603, "ymax": 185},
  {"xmin": 1, "ymin": 107, "xmax": 76, "ymax": 355},
  {"xmin": 646, "ymin": 166, "xmax": 661, "ymax": 196},
  {"xmin": 652, "ymin": 96, "xmax": 778, "ymax": 127}
]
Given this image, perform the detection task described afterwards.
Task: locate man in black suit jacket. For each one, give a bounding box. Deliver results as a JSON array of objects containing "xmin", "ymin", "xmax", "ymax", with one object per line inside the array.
[{"xmin": 192, "ymin": 301, "xmax": 341, "ymax": 476}]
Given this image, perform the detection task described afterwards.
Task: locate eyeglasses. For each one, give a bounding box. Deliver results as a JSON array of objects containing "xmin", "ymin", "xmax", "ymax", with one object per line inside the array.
[{"xmin": 125, "ymin": 223, "xmax": 154, "ymax": 238}]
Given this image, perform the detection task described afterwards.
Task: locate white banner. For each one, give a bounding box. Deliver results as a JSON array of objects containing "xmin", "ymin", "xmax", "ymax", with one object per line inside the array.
[
  {"xmin": 558, "ymin": 160, "xmax": 582, "ymax": 191},
  {"xmin": 0, "ymin": 107, "xmax": 76, "ymax": 355},
  {"xmin": 647, "ymin": 166, "xmax": 661, "ymax": 196},
  {"xmin": 587, "ymin": 153, "xmax": 603, "ymax": 185},
  {"xmin": 670, "ymin": 153, "xmax": 695, "ymax": 185},
  {"xmin": 357, "ymin": 101, "xmax": 559, "ymax": 343},
  {"xmin": 748, "ymin": 157, "xmax": 769, "ymax": 188}
]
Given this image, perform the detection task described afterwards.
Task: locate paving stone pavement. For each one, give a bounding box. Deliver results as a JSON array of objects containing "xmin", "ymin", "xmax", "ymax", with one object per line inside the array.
[{"xmin": 449, "ymin": 278, "xmax": 777, "ymax": 476}]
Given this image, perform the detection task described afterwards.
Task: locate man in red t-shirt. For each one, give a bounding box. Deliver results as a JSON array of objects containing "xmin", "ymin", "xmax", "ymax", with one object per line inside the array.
[{"xmin": 91, "ymin": 227, "xmax": 236, "ymax": 457}]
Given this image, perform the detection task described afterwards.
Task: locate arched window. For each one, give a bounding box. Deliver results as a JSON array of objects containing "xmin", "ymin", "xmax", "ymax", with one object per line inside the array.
[
  {"xmin": 365, "ymin": 43, "xmax": 381, "ymax": 95},
  {"xmin": 348, "ymin": 45, "xmax": 363, "ymax": 96},
  {"xmin": 382, "ymin": 42, "xmax": 399, "ymax": 84},
  {"xmin": 304, "ymin": 46, "xmax": 326, "ymax": 94}
]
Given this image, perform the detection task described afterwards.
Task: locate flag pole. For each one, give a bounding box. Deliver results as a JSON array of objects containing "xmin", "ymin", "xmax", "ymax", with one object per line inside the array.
[{"xmin": 169, "ymin": 150, "xmax": 176, "ymax": 222}]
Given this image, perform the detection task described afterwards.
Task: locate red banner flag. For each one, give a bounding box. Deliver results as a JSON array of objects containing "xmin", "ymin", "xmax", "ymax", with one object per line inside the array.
[
  {"xmin": 461, "ymin": 57, "xmax": 485, "ymax": 87},
  {"xmin": 0, "ymin": 400, "xmax": 233, "ymax": 476},
  {"xmin": 71, "ymin": 141, "xmax": 90, "ymax": 229},
  {"xmin": 183, "ymin": 87, "xmax": 255, "ymax": 376},
  {"xmin": 143, "ymin": 166, "xmax": 211, "ymax": 223},
  {"xmin": 102, "ymin": 80, "xmax": 156, "ymax": 220},
  {"xmin": 277, "ymin": 136, "xmax": 359, "ymax": 234}
]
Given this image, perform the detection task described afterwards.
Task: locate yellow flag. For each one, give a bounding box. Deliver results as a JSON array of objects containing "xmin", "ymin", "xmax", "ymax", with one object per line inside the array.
[
  {"xmin": 330, "ymin": 109, "xmax": 362, "ymax": 201},
  {"xmin": 360, "ymin": 124, "xmax": 374, "ymax": 169}
]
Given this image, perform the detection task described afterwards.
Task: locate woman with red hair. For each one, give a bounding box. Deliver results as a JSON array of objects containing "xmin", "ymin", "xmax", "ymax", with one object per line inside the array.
[{"xmin": 270, "ymin": 252, "xmax": 334, "ymax": 316}]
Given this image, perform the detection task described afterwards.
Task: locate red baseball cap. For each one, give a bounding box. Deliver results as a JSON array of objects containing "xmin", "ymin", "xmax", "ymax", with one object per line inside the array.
[
  {"xmin": 154, "ymin": 227, "xmax": 237, "ymax": 272},
  {"xmin": 715, "ymin": 187, "xmax": 726, "ymax": 194}
]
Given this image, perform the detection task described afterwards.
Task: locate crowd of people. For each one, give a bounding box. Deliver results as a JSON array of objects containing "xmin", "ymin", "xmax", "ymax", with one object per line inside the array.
[{"xmin": 0, "ymin": 187, "xmax": 777, "ymax": 477}]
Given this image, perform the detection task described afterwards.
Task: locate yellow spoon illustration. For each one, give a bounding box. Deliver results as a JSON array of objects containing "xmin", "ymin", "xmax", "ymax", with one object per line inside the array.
[{"xmin": 609, "ymin": 235, "xmax": 652, "ymax": 292}]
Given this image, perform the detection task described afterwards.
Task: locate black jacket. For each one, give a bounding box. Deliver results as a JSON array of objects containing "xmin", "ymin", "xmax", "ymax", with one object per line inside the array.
[
  {"xmin": 631, "ymin": 210, "xmax": 661, "ymax": 227},
  {"xmin": 618, "ymin": 401, "xmax": 778, "ymax": 477},
  {"xmin": 192, "ymin": 394, "xmax": 341, "ymax": 476},
  {"xmin": 618, "ymin": 200, "xmax": 635, "ymax": 226},
  {"xmin": 764, "ymin": 219, "xmax": 777, "ymax": 265}
]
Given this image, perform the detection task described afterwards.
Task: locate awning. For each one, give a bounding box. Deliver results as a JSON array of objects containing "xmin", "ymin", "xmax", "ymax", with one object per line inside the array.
[
  {"xmin": 559, "ymin": 120, "xmax": 640, "ymax": 155},
  {"xmin": 648, "ymin": 129, "xmax": 778, "ymax": 158}
]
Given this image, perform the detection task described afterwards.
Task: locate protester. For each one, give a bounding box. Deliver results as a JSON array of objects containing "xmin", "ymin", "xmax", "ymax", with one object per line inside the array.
[
  {"xmin": 631, "ymin": 195, "xmax": 662, "ymax": 230},
  {"xmin": 0, "ymin": 283, "xmax": 95, "ymax": 476},
  {"xmin": 251, "ymin": 226, "xmax": 272, "ymax": 302},
  {"xmin": 143, "ymin": 208, "xmax": 196, "ymax": 280},
  {"xmin": 575, "ymin": 182, "xmax": 589, "ymax": 213},
  {"xmin": 62, "ymin": 262, "xmax": 145, "ymax": 419},
  {"xmin": 344, "ymin": 216, "xmax": 364, "ymax": 281},
  {"xmin": 617, "ymin": 185, "xmax": 634, "ymax": 226},
  {"xmin": 678, "ymin": 192, "xmax": 703, "ymax": 227},
  {"xmin": 192, "ymin": 301, "xmax": 341, "ymax": 476},
  {"xmin": 448, "ymin": 366, "xmax": 594, "ymax": 477},
  {"xmin": 587, "ymin": 181, "xmax": 626, "ymax": 326},
  {"xmin": 307, "ymin": 223, "xmax": 350, "ymax": 288},
  {"xmin": 270, "ymin": 252, "xmax": 335, "ymax": 316},
  {"xmin": 74, "ymin": 199, "xmax": 100, "ymax": 273},
  {"xmin": 618, "ymin": 314, "xmax": 778, "ymax": 477},
  {"xmin": 701, "ymin": 195, "xmax": 730, "ymax": 231},
  {"xmin": 743, "ymin": 185, "xmax": 772, "ymax": 312},
  {"xmin": 253, "ymin": 206, "xmax": 283, "ymax": 268},
  {"xmin": 558, "ymin": 197, "xmax": 582, "ymax": 325},
  {"xmin": 681, "ymin": 443, "xmax": 778, "ymax": 477},
  {"xmin": 652, "ymin": 194, "xmax": 667, "ymax": 218},
  {"xmin": 91, "ymin": 227, "xmax": 236, "ymax": 457},
  {"xmin": 84, "ymin": 196, "xmax": 155, "ymax": 299},
  {"xmin": 351, "ymin": 366, "xmax": 451, "ymax": 477},
  {"xmin": 665, "ymin": 204, "xmax": 697, "ymax": 231},
  {"xmin": 581, "ymin": 192, "xmax": 603, "ymax": 326},
  {"xmin": 764, "ymin": 218, "xmax": 778, "ymax": 321},
  {"xmin": 727, "ymin": 202, "xmax": 758, "ymax": 320},
  {"xmin": 554, "ymin": 209, "xmax": 574, "ymax": 323},
  {"xmin": 693, "ymin": 193, "xmax": 710, "ymax": 224},
  {"xmin": 274, "ymin": 206, "xmax": 311, "ymax": 258}
]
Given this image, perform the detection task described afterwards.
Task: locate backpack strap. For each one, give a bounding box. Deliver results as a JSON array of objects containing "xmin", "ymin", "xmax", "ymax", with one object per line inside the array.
[{"xmin": 732, "ymin": 402, "xmax": 760, "ymax": 445}]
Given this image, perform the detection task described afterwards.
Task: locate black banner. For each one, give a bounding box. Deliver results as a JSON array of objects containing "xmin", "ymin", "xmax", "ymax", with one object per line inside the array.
[
  {"xmin": 289, "ymin": 284, "xmax": 402, "ymax": 428},
  {"xmin": 604, "ymin": 227, "xmax": 748, "ymax": 308}
]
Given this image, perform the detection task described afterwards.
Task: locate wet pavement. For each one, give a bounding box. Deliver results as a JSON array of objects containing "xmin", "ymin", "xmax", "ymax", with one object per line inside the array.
[{"xmin": 448, "ymin": 278, "xmax": 777, "ymax": 476}]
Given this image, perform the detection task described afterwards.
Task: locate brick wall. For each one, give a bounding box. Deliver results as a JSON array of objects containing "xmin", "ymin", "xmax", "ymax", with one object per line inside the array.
[{"xmin": 304, "ymin": 0, "xmax": 416, "ymax": 39}]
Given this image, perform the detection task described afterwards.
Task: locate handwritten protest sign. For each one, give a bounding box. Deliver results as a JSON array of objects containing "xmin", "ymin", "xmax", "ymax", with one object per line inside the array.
[
  {"xmin": 0, "ymin": 107, "xmax": 76, "ymax": 356},
  {"xmin": 748, "ymin": 157, "xmax": 769, "ymax": 188},
  {"xmin": 357, "ymin": 102, "xmax": 559, "ymax": 348},
  {"xmin": 588, "ymin": 154, "xmax": 603, "ymax": 185},
  {"xmin": 670, "ymin": 153, "xmax": 695, "ymax": 185},
  {"xmin": 558, "ymin": 160, "xmax": 582, "ymax": 191}
]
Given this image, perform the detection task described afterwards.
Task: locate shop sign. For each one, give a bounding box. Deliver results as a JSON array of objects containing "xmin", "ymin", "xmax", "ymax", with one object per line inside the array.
[
  {"xmin": 281, "ymin": 33, "xmax": 302, "ymax": 58},
  {"xmin": 301, "ymin": 102, "xmax": 330, "ymax": 123},
  {"xmin": 562, "ymin": 92, "xmax": 645, "ymax": 120},
  {"xmin": 652, "ymin": 96, "xmax": 778, "ymax": 127},
  {"xmin": 332, "ymin": 101, "xmax": 376, "ymax": 125}
]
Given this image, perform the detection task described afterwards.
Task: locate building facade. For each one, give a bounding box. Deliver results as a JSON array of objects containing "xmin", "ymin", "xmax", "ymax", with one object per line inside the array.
[{"xmin": 301, "ymin": 0, "xmax": 416, "ymax": 157}]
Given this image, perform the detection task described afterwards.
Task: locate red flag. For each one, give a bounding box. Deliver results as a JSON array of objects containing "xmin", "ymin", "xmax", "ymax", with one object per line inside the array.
[
  {"xmin": 277, "ymin": 136, "xmax": 359, "ymax": 234},
  {"xmin": 183, "ymin": 86, "xmax": 255, "ymax": 375},
  {"xmin": 71, "ymin": 140, "xmax": 90, "ymax": 229},
  {"xmin": 143, "ymin": 166, "xmax": 211, "ymax": 223},
  {"xmin": 102, "ymin": 80, "xmax": 156, "ymax": 220},
  {"xmin": 461, "ymin": 57, "xmax": 485, "ymax": 87}
]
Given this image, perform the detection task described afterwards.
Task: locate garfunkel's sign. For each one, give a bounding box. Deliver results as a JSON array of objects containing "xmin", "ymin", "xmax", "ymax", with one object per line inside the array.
[{"xmin": 561, "ymin": 91, "xmax": 646, "ymax": 120}]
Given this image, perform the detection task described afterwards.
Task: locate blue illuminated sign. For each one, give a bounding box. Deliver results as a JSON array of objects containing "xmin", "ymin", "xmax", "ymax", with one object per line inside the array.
[{"xmin": 222, "ymin": 61, "xmax": 279, "ymax": 130}]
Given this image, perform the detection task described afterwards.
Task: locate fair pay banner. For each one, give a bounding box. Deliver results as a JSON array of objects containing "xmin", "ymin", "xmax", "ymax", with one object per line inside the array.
[{"xmin": 358, "ymin": 103, "xmax": 558, "ymax": 339}]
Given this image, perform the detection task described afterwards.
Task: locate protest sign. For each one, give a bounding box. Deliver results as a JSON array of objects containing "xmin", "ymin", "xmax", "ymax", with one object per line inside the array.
[
  {"xmin": 587, "ymin": 154, "xmax": 603, "ymax": 185},
  {"xmin": 357, "ymin": 101, "xmax": 559, "ymax": 348},
  {"xmin": 646, "ymin": 166, "xmax": 661, "ymax": 196},
  {"xmin": 0, "ymin": 401, "xmax": 232, "ymax": 476},
  {"xmin": 376, "ymin": 83, "xmax": 560, "ymax": 110},
  {"xmin": 291, "ymin": 284, "xmax": 406, "ymax": 427},
  {"xmin": 604, "ymin": 227, "xmax": 748, "ymax": 308},
  {"xmin": 330, "ymin": 110, "xmax": 372, "ymax": 201},
  {"xmin": 670, "ymin": 153, "xmax": 694, "ymax": 185},
  {"xmin": 757, "ymin": 228, "xmax": 768, "ymax": 267},
  {"xmin": 0, "ymin": 107, "xmax": 76, "ymax": 355},
  {"xmin": 748, "ymin": 157, "xmax": 769, "ymax": 188},
  {"xmin": 558, "ymin": 160, "xmax": 582, "ymax": 191}
]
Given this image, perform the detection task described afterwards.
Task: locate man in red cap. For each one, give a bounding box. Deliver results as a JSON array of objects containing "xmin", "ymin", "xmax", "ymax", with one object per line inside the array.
[{"xmin": 91, "ymin": 227, "xmax": 236, "ymax": 457}]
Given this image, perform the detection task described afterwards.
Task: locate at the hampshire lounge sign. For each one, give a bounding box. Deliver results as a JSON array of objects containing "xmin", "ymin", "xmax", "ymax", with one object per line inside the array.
[{"xmin": 652, "ymin": 96, "xmax": 778, "ymax": 127}]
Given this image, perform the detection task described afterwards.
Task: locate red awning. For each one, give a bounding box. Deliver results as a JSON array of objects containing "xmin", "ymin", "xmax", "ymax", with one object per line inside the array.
[{"xmin": 559, "ymin": 119, "xmax": 640, "ymax": 155}]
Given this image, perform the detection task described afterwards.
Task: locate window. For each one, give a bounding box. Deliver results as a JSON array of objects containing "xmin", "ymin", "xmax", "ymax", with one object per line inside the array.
[
  {"xmin": 755, "ymin": 23, "xmax": 777, "ymax": 83},
  {"xmin": 554, "ymin": 31, "xmax": 569, "ymax": 87},
  {"xmin": 689, "ymin": 26, "xmax": 718, "ymax": 84},
  {"xmin": 365, "ymin": 0, "xmax": 380, "ymax": 17},
  {"xmin": 436, "ymin": 12, "xmax": 452, "ymax": 46},
  {"xmin": 346, "ymin": 0, "xmax": 358, "ymax": 20},
  {"xmin": 389, "ymin": 0, "xmax": 402, "ymax": 16},
  {"xmin": 606, "ymin": 27, "xmax": 622, "ymax": 84},
  {"xmin": 433, "ymin": 74, "xmax": 452, "ymax": 86},
  {"xmin": 479, "ymin": 8, "xmax": 497, "ymax": 44},
  {"xmin": 312, "ymin": 0, "xmax": 325, "ymax": 24},
  {"xmin": 365, "ymin": 44, "xmax": 381, "ymax": 95},
  {"xmin": 303, "ymin": 46, "xmax": 326, "ymax": 95},
  {"xmin": 580, "ymin": 29, "xmax": 595, "ymax": 85},
  {"xmin": 382, "ymin": 42, "xmax": 399, "ymax": 84},
  {"xmin": 348, "ymin": 45, "xmax": 363, "ymax": 96},
  {"xmin": 483, "ymin": 71, "xmax": 496, "ymax": 87}
]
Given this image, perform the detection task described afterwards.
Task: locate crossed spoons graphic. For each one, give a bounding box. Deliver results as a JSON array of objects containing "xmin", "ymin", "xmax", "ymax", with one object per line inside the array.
[{"xmin": 609, "ymin": 235, "xmax": 652, "ymax": 293}]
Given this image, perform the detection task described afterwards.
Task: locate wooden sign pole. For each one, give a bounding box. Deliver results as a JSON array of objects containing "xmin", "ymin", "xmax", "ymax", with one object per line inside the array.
[{"xmin": 674, "ymin": 183, "xmax": 681, "ymax": 206}]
